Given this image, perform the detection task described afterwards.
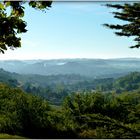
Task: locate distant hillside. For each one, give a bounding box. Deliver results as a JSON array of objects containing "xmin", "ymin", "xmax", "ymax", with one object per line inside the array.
[
  {"xmin": 95, "ymin": 72, "xmax": 140, "ymax": 93},
  {"xmin": 1, "ymin": 58, "xmax": 140, "ymax": 78},
  {"xmin": 113, "ymin": 72, "xmax": 140, "ymax": 92},
  {"xmin": 1, "ymin": 68, "xmax": 140, "ymax": 104},
  {"xmin": 0, "ymin": 68, "xmax": 19, "ymax": 87},
  {"xmin": 1, "ymin": 67, "xmax": 140, "ymax": 93}
]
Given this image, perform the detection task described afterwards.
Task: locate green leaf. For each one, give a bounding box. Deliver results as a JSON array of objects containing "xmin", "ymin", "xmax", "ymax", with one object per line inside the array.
[
  {"xmin": 0, "ymin": 49, "xmax": 4, "ymax": 54},
  {"xmin": 5, "ymin": 1, "xmax": 11, "ymax": 7},
  {"xmin": 29, "ymin": 1, "xmax": 36, "ymax": 8},
  {"xmin": 1, "ymin": 44, "xmax": 7, "ymax": 50},
  {"xmin": 0, "ymin": 3, "xmax": 4, "ymax": 10}
]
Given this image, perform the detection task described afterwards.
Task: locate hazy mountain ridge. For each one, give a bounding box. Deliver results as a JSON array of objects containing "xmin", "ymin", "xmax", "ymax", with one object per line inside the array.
[{"xmin": 1, "ymin": 58, "xmax": 140, "ymax": 78}]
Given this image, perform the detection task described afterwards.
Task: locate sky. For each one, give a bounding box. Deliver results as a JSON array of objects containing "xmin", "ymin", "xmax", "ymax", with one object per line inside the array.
[{"xmin": 1, "ymin": 2, "xmax": 140, "ymax": 60}]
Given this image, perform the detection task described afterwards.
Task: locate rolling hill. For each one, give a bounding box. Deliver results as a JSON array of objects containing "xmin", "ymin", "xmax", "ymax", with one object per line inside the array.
[{"xmin": 1, "ymin": 58, "xmax": 140, "ymax": 78}]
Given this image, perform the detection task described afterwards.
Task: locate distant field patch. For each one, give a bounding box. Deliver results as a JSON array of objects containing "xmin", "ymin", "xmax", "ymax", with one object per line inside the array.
[{"xmin": 0, "ymin": 133, "xmax": 26, "ymax": 139}]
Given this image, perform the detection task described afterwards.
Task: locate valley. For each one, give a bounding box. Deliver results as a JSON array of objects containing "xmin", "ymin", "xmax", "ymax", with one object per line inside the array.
[{"xmin": 0, "ymin": 58, "xmax": 140, "ymax": 138}]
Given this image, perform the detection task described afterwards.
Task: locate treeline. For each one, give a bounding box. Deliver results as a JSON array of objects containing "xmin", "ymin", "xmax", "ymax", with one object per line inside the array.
[
  {"xmin": 1, "ymin": 68, "xmax": 140, "ymax": 105},
  {"xmin": 0, "ymin": 83, "xmax": 140, "ymax": 138},
  {"xmin": 0, "ymin": 83, "xmax": 77, "ymax": 138},
  {"xmin": 22, "ymin": 72, "xmax": 140, "ymax": 105}
]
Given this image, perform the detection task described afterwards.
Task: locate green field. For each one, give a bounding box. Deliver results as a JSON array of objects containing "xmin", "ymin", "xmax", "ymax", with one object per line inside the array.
[{"xmin": 0, "ymin": 134, "xmax": 26, "ymax": 139}]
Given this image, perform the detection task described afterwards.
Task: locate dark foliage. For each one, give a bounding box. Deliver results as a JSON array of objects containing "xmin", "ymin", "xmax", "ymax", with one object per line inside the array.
[
  {"xmin": 0, "ymin": 1, "xmax": 52, "ymax": 53},
  {"xmin": 104, "ymin": 3, "xmax": 140, "ymax": 48}
]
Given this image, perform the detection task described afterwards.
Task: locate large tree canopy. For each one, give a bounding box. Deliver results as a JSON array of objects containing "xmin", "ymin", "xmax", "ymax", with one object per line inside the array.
[
  {"xmin": 104, "ymin": 3, "xmax": 140, "ymax": 48},
  {"xmin": 0, "ymin": 1, "xmax": 52, "ymax": 53}
]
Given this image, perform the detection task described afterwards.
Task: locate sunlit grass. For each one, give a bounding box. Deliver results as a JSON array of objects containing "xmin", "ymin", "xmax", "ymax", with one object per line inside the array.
[{"xmin": 0, "ymin": 133, "xmax": 26, "ymax": 139}]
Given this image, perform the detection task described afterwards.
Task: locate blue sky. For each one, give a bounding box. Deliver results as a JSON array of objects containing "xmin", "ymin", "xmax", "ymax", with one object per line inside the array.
[{"xmin": 1, "ymin": 2, "xmax": 140, "ymax": 60}]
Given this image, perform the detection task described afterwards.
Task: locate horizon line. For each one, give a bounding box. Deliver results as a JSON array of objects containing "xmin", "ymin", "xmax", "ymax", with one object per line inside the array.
[{"xmin": 0, "ymin": 57, "xmax": 140, "ymax": 61}]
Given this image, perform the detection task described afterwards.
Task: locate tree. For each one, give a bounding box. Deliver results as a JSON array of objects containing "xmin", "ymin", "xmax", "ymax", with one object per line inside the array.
[
  {"xmin": 104, "ymin": 3, "xmax": 140, "ymax": 48},
  {"xmin": 0, "ymin": 1, "xmax": 52, "ymax": 53}
]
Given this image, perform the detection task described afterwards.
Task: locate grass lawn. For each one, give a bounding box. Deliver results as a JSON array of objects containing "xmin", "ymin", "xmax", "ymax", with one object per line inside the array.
[{"xmin": 0, "ymin": 133, "xmax": 26, "ymax": 139}]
